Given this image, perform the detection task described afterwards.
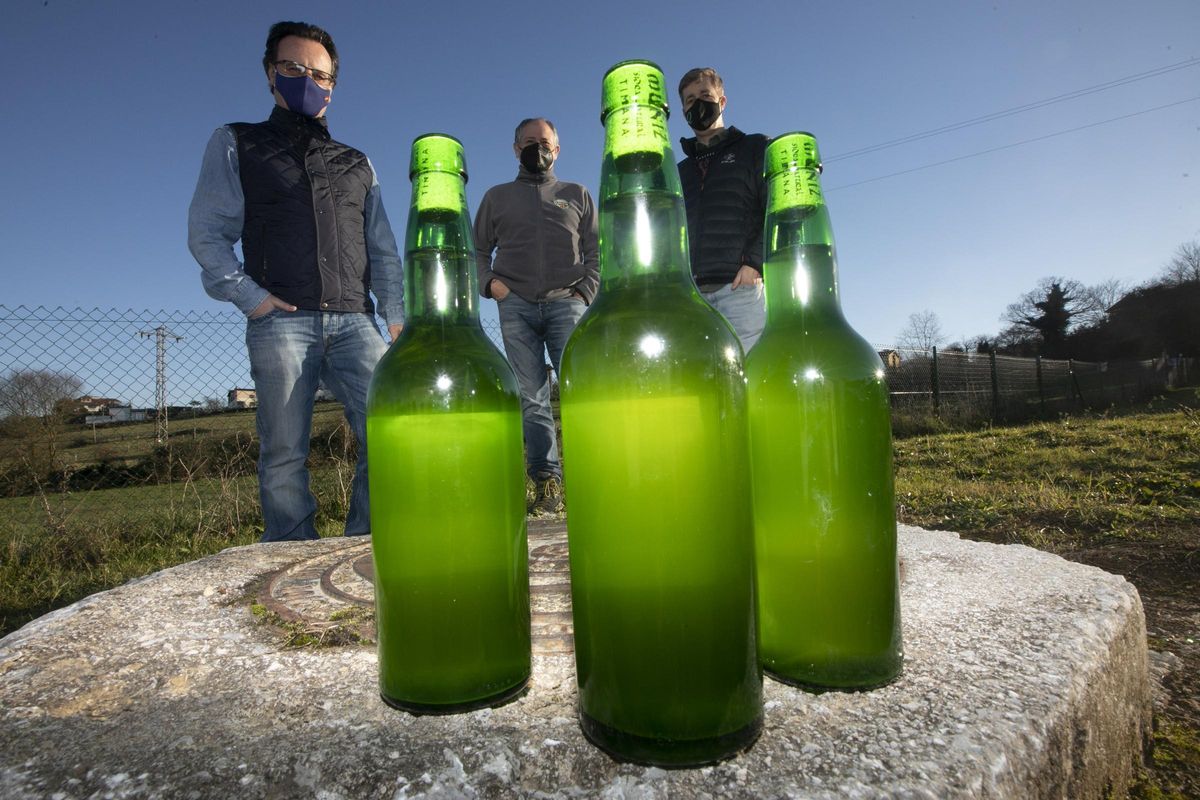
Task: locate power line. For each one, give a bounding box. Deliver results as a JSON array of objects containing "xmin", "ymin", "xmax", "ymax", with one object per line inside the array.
[
  {"xmin": 825, "ymin": 95, "xmax": 1200, "ymax": 193},
  {"xmin": 825, "ymin": 57, "xmax": 1200, "ymax": 163}
]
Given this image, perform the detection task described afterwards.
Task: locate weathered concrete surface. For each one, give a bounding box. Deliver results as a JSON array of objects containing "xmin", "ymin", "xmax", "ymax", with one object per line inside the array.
[{"xmin": 0, "ymin": 524, "xmax": 1150, "ymax": 799}]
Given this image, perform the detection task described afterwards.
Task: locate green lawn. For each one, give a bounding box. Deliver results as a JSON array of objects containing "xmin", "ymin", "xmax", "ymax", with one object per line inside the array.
[
  {"xmin": 895, "ymin": 403, "xmax": 1200, "ymax": 551},
  {"xmin": 0, "ymin": 464, "xmax": 354, "ymax": 636},
  {"xmin": 56, "ymin": 403, "xmax": 347, "ymax": 466}
]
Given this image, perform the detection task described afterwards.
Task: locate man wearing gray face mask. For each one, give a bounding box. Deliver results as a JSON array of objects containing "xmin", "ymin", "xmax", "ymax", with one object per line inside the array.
[
  {"xmin": 677, "ymin": 67, "xmax": 769, "ymax": 352},
  {"xmin": 474, "ymin": 118, "xmax": 600, "ymax": 516}
]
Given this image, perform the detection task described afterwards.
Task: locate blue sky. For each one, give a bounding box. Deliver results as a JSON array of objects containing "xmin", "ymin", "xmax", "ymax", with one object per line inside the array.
[{"xmin": 3, "ymin": 0, "xmax": 1197, "ymax": 346}]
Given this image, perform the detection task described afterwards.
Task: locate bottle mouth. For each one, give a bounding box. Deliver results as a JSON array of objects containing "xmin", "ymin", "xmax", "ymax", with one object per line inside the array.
[
  {"xmin": 600, "ymin": 60, "xmax": 671, "ymax": 125},
  {"xmin": 409, "ymin": 133, "xmax": 469, "ymax": 182}
]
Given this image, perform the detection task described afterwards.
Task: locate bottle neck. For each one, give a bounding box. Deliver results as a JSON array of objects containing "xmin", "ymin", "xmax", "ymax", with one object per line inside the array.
[
  {"xmin": 596, "ymin": 105, "xmax": 694, "ymax": 292},
  {"xmin": 403, "ymin": 206, "xmax": 477, "ymax": 326},
  {"xmin": 763, "ymin": 178, "xmax": 843, "ymax": 323},
  {"xmin": 403, "ymin": 179, "xmax": 479, "ymax": 325}
]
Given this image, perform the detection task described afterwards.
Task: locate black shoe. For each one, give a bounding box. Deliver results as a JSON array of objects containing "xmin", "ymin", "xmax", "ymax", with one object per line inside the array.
[
  {"xmin": 525, "ymin": 474, "xmax": 538, "ymax": 514},
  {"xmin": 532, "ymin": 474, "xmax": 564, "ymax": 516}
]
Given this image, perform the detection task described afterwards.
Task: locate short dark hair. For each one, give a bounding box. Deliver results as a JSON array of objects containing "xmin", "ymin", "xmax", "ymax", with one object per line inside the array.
[
  {"xmin": 514, "ymin": 118, "xmax": 558, "ymax": 145},
  {"xmin": 678, "ymin": 67, "xmax": 724, "ymax": 99},
  {"xmin": 263, "ymin": 21, "xmax": 339, "ymax": 79}
]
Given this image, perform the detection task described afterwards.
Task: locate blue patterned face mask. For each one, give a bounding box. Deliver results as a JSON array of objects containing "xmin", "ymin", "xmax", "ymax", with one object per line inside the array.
[{"xmin": 273, "ymin": 72, "xmax": 331, "ymax": 118}]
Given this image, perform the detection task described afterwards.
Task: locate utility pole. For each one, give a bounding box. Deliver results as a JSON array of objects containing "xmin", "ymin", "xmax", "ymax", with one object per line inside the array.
[{"xmin": 138, "ymin": 325, "xmax": 184, "ymax": 444}]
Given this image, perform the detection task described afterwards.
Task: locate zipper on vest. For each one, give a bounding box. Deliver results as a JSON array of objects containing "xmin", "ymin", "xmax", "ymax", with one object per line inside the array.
[{"xmin": 534, "ymin": 181, "xmax": 547, "ymax": 296}]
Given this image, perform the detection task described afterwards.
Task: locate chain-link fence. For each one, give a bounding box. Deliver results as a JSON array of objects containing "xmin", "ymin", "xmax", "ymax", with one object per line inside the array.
[
  {"xmin": 0, "ymin": 306, "xmax": 507, "ymax": 551},
  {"xmin": 0, "ymin": 305, "xmax": 505, "ymax": 414},
  {"xmin": 0, "ymin": 304, "xmax": 1192, "ymax": 548}
]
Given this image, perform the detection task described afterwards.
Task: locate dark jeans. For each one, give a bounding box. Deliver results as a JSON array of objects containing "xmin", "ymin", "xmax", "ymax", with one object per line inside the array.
[{"xmin": 497, "ymin": 294, "xmax": 586, "ymax": 479}]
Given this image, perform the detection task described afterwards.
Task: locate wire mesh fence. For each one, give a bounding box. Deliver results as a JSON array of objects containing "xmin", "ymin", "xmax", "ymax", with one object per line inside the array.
[
  {"xmin": 0, "ymin": 305, "xmax": 508, "ymax": 549},
  {"xmin": 0, "ymin": 305, "xmax": 506, "ymax": 414},
  {"xmin": 0, "ymin": 304, "xmax": 1191, "ymax": 546}
]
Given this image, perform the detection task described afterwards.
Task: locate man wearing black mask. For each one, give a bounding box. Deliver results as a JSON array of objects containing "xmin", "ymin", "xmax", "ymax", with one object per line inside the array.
[
  {"xmin": 188, "ymin": 21, "xmax": 403, "ymax": 542},
  {"xmin": 677, "ymin": 67, "xmax": 769, "ymax": 352},
  {"xmin": 474, "ymin": 118, "xmax": 599, "ymax": 515}
]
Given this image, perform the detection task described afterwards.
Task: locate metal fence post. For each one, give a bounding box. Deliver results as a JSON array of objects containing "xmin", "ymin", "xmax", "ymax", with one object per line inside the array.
[
  {"xmin": 1069, "ymin": 359, "xmax": 1085, "ymax": 408},
  {"xmin": 1035, "ymin": 356, "xmax": 1045, "ymax": 415},
  {"xmin": 989, "ymin": 351, "xmax": 1000, "ymax": 423},
  {"xmin": 930, "ymin": 346, "xmax": 940, "ymax": 416}
]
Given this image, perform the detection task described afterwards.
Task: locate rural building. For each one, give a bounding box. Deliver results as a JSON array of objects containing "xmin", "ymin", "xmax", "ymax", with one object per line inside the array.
[
  {"xmin": 84, "ymin": 405, "xmax": 148, "ymax": 426},
  {"xmin": 75, "ymin": 395, "xmax": 122, "ymax": 414},
  {"xmin": 228, "ymin": 388, "xmax": 257, "ymax": 409},
  {"xmin": 56, "ymin": 395, "xmax": 123, "ymax": 421}
]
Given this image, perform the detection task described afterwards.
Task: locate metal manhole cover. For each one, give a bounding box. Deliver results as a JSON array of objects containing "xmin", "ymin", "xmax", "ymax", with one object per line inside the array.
[{"xmin": 257, "ymin": 519, "xmax": 574, "ymax": 654}]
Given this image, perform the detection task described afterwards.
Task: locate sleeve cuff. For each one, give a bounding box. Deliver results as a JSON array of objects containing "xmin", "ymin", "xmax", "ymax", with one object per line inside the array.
[{"xmin": 233, "ymin": 284, "xmax": 269, "ymax": 316}]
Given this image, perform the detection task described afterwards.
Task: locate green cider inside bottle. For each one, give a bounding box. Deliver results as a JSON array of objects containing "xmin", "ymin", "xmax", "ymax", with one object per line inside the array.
[
  {"xmin": 558, "ymin": 60, "xmax": 762, "ymax": 766},
  {"xmin": 745, "ymin": 132, "xmax": 902, "ymax": 689},
  {"xmin": 367, "ymin": 133, "xmax": 531, "ymax": 713}
]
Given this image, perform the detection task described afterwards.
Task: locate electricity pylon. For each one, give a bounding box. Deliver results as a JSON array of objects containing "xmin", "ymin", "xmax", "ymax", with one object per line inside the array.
[{"xmin": 138, "ymin": 325, "xmax": 183, "ymax": 443}]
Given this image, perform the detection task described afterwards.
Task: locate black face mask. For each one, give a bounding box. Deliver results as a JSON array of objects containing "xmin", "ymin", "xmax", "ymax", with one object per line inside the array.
[
  {"xmin": 520, "ymin": 143, "xmax": 554, "ymax": 173},
  {"xmin": 685, "ymin": 99, "xmax": 721, "ymax": 131}
]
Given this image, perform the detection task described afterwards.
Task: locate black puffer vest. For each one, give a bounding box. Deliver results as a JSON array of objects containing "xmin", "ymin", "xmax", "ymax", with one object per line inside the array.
[
  {"xmin": 678, "ymin": 127, "xmax": 769, "ymax": 287},
  {"xmin": 230, "ymin": 107, "xmax": 374, "ymax": 313}
]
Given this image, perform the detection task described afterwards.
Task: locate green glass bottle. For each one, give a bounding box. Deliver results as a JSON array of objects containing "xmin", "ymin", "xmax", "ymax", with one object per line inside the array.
[
  {"xmin": 746, "ymin": 132, "xmax": 902, "ymax": 689},
  {"xmin": 559, "ymin": 60, "xmax": 762, "ymax": 766},
  {"xmin": 367, "ymin": 134, "xmax": 530, "ymax": 713}
]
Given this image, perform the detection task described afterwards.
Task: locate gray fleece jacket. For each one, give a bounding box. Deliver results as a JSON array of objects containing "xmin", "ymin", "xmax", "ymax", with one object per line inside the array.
[{"xmin": 473, "ymin": 165, "xmax": 600, "ymax": 303}]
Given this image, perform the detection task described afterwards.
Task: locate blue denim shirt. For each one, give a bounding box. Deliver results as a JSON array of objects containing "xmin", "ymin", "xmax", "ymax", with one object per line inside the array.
[{"xmin": 187, "ymin": 126, "xmax": 405, "ymax": 325}]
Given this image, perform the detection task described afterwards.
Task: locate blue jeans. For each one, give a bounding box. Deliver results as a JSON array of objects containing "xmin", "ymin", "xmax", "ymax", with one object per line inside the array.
[
  {"xmin": 701, "ymin": 282, "xmax": 767, "ymax": 353},
  {"xmin": 497, "ymin": 294, "xmax": 586, "ymax": 479},
  {"xmin": 245, "ymin": 310, "xmax": 387, "ymax": 542}
]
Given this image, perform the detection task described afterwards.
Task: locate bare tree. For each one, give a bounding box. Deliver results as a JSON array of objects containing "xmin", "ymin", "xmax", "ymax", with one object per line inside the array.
[
  {"xmin": 1074, "ymin": 278, "xmax": 1130, "ymax": 327},
  {"xmin": 946, "ymin": 334, "xmax": 995, "ymax": 353},
  {"xmin": 0, "ymin": 369, "xmax": 84, "ymax": 420},
  {"xmin": 1158, "ymin": 240, "xmax": 1200, "ymax": 286},
  {"xmin": 969, "ymin": 335, "xmax": 995, "ymax": 354},
  {"xmin": 0, "ymin": 370, "xmax": 84, "ymax": 494},
  {"xmin": 994, "ymin": 323, "xmax": 1035, "ymax": 351},
  {"xmin": 896, "ymin": 310, "xmax": 946, "ymax": 354}
]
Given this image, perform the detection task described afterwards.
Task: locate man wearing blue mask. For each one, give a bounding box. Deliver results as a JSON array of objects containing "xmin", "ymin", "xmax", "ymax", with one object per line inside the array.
[
  {"xmin": 677, "ymin": 67, "xmax": 769, "ymax": 352},
  {"xmin": 188, "ymin": 21, "xmax": 404, "ymax": 542}
]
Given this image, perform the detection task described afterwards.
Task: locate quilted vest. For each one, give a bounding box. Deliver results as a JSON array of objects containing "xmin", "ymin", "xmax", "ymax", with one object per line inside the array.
[{"xmin": 230, "ymin": 107, "xmax": 374, "ymax": 313}]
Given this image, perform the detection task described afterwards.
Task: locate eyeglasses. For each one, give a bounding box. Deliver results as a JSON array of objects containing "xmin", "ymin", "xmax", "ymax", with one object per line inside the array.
[{"xmin": 272, "ymin": 60, "xmax": 336, "ymax": 89}]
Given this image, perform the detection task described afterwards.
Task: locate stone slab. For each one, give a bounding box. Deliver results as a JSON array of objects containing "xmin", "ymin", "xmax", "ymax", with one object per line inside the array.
[{"xmin": 0, "ymin": 524, "xmax": 1150, "ymax": 799}]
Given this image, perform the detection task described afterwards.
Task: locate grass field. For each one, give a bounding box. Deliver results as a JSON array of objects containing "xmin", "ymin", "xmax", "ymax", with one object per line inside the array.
[
  {"xmin": 0, "ymin": 403, "xmax": 357, "ymax": 636},
  {"xmin": 1, "ymin": 390, "xmax": 1197, "ymax": 795},
  {"xmin": 56, "ymin": 403, "xmax": 345, "ymax": 465}
]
